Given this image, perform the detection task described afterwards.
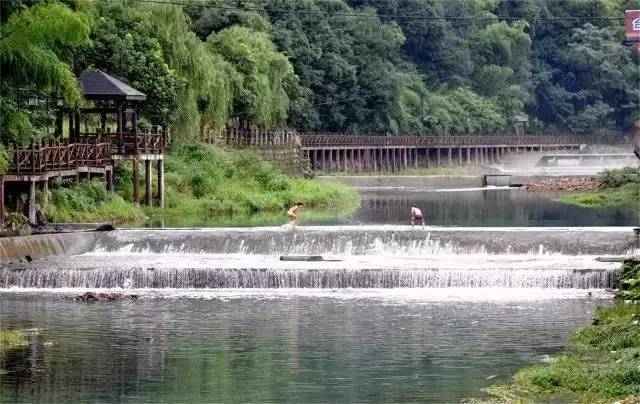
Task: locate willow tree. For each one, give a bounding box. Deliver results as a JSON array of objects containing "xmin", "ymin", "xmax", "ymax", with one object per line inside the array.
[
  {"xmin": 142, "ymin": 4, "xmax": 235, "ymax": 136},
  {"xmin": 0, "ymin": 2, "xmax": 91, "ymax": 144},
  {"xmin": 208, "ymin": 26, "xmax": 299, "ymax": 128}
]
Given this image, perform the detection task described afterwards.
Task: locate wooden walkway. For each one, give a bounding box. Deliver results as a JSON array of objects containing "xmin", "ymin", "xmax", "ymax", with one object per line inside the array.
[
  {"xmin": 2, "ymin": 132, "xmax": 167, "ymax": 225},
  {"xmin": 299, "ymin": 133, "xmax": 594, "ymax": 173}
]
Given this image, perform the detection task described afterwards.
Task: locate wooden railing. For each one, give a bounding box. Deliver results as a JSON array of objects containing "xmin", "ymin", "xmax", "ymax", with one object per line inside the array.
[
  {"xmin": 8, "ymin": 139, "xmax": 112, "ymax": 176},
  {"xmin": 114, "ymin": 132, "xmax": 167, "ymax": 155},
  {"xmin": 298, "ymin": 133, "xmax": 595, "ymax": 148}
]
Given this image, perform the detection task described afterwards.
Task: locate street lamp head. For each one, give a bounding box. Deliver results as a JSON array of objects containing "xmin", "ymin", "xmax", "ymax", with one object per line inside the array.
[{"xmin": 27, "ymin": 93, "xmax": 38, "ymax": 106}]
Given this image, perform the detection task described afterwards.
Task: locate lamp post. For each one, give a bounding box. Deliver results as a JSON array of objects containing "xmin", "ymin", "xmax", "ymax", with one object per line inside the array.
[{"xmin": 27, "ymin": 93, "xmax": 38, "ymax": 106}]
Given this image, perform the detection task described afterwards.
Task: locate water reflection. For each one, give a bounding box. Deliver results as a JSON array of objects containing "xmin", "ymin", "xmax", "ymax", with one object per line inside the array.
[
  {"xmin": 0, "ymin": 293, "xmax": 605, "ymax": 403},
  {"xmin": 350, "ymin": 188, "xmax": 638, "ymax": 226}
]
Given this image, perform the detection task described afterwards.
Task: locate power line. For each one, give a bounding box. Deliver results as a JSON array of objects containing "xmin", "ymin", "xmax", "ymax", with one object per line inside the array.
[{"xmin": 136, "ymin": 0, "xmax": 624, "ymax": 22}]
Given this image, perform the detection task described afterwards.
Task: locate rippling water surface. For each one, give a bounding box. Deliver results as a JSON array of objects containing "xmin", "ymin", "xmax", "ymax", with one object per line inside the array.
[{"xmin": 0, "ymin": 291, "xmax": 606, "ymax": 403}]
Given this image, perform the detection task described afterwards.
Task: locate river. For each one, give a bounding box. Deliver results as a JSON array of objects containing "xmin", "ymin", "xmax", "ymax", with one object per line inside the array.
[{"xmin": 0, "ymin": 184, "xmax": 636, "ymax": 402}]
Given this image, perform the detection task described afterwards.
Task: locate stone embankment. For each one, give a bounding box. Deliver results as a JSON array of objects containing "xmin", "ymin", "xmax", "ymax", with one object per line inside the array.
[{"xmin": 523, "ymin": 177, "xmax": 600, "ymax": 192}]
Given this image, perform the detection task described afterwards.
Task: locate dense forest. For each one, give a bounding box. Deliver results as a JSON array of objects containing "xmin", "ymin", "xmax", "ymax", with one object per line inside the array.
[{"xmin": 2, "ymin": 0, "xmax": 640, "ymax": 144}]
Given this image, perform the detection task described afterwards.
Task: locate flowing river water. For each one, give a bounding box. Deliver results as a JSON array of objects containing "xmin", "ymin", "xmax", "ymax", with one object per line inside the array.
[{"xmin": 1, "ymin": 184, "xmax": 638, "ymax": 402}]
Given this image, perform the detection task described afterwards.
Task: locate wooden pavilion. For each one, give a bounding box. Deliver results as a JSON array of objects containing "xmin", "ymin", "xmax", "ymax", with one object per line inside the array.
[{"xmin": 2, "ymin": 69, "xmax": 166, "ymax": 226}]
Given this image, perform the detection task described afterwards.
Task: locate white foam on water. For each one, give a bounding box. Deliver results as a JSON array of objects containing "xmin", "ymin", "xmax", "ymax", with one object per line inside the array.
[{"xmin": 0, "ymin": 287, "xmax": 614, "ymax": 302}]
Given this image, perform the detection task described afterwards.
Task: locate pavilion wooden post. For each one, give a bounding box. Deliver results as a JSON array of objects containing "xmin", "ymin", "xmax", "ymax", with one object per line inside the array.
[
  {"xmin": 132, "ymin": 108, "xmax": 139, "ymax": 155},
  {"xmin": 68, "ymin": 114, "xmax": 74, "ymax": 138},
  {"xmin": 157, "ymin": 159, "xmax": 164, "ymax": 208},
  {"xmin": 117, "ymin": 106, "xmax": 124, "ymax": 153},
  {"xmin": 132, "ymin": 159, "xmax": 140, "ymax": 206},
  {"xmin": 101, "ymin": 111, "xmax": 107, "ymax": 135},
  {"xmin": 145, "ymin": 159, "xmax": 152, "ymax": 206},
  {"xmin": 74, "ymin": 110, "xmax": 81, "ymax": 140}
]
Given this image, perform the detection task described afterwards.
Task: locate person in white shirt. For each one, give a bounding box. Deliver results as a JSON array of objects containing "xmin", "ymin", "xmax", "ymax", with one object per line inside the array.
[{"xmin": 410, "ymin": 205, "xmax": 425, "ymax": 229}]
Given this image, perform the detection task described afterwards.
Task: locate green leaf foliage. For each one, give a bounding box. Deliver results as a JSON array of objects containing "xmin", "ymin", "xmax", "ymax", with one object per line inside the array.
[{"xmin": 2, "ymin": 0, "xmax": 639, "ymax": 141}]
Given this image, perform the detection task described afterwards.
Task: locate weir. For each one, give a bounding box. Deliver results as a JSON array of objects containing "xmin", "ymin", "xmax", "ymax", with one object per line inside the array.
[{"xmin": 0, "ymin": 226, "xmax": 633, "ymax": 290}]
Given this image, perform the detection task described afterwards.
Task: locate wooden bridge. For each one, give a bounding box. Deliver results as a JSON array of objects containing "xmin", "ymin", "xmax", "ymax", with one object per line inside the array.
[{"xmin": 299, "ymin": 133, "xmax": 595, "ymax": 173}]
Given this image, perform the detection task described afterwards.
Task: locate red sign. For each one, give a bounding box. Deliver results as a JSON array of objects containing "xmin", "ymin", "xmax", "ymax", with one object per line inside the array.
[{"xmin": 625, "ymin": 10, "xmax": 640, "ymax": 42}]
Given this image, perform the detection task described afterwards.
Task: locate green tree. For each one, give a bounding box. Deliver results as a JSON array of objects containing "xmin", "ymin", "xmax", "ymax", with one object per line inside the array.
[
  {"xmin": 0, "ymin": 2, "xmax": 91, "ymax": 144},
  {"xmin": 208, "ymin": 25, "xmax": 300, "ymax": 128}
]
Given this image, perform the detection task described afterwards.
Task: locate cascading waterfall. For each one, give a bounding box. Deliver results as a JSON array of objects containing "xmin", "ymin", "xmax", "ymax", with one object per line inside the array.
[
  {"xmin": 0, "ymin": 268, "xmax": 617, "ymax": 289},
  {"xmin": 0, "ymin": 228, "xmax": 633, "ymax": 290}
]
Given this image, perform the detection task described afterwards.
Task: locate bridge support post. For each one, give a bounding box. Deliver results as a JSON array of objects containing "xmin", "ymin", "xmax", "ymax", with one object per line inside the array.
[
  {"xmin": 458, "ymin": 147, "xmax": 462, "ymax": 166},
  {"xmin": 345, "ymin": 149, "xmax": 350, "ymax": 172},
  {"xmin": 28, "ymin": 179, "xmax": 36, "ymax": 225},
  {"xmin": 106, "ymin": 168, "xmax": 114, "ymax": 193},
  {"xmin": 357, "ymin": 149, "xmax": 362, "ymax": 173},
  {"xmin": 414, "ymin": 148, "xmax": 418, "ymax": 168},
  {"xmin": 403, "ymin": 148, "xmax": 408, "ymax": 170},
  {"xmin": 436, "ymin": 148, "xmax": 441, "ymax": 166},
  {"xmin": 322, "ymin": 150, "xmax": 326, "ymax": 173},
  {"xmin": 447, "ymin": 148, "xmax": 452, "ymax": 167},
  {"xmin": 145, "ymin": 159, "xmax": 152, "ymax": 207},
  {"xmin": 42, "ymin": 179, "xmax": 48, "ymax": 211},
  {"xmin": 157, "ymin": 159, "xmax": 164, "ymax": 208},
  {"xmin": 466, "ymin": 147, "xmax": 471, "ymax": 166},
  {"xmin": 132, "ymin": 159, "xmax": 140, "ymax": 206},
  {"xmin": 374, "ymin": 149, "xmax": 379, "ymax": 171}
]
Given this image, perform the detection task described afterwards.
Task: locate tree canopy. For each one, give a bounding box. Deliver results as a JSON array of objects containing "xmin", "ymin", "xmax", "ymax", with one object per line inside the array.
[{"xmin": 1, "ymin": 0, "xmax": 638, "ymax": 143}]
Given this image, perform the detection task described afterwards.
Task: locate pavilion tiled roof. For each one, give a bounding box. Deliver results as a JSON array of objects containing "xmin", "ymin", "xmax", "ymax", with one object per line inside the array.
[{"xmin": 78, "ymin": 69, "xmax": 146, "ymax": 101}]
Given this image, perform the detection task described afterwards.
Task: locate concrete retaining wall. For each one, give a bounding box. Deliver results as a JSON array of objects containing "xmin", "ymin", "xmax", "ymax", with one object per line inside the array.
[{"xmin": 0, "ymin": 232, "xmax": 99, "ymax": 264}]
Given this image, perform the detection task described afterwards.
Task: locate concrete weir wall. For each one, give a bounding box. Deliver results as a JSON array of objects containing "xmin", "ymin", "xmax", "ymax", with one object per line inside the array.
[
  {"xmin": 0, "ymin": 232, "xmax": 99, "ymax": 263},
  {"xmin": 1, "ymin": 227, "xmax": 637, "ymax": 263},
  {"xmin": 317, "ymin": 175, "xmax": 483, "ymax": 189}
]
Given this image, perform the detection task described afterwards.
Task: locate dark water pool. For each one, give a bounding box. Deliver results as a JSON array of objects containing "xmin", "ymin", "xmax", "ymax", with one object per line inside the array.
[
  {"xmin": 344, "ymin": 188, "xmax": 638, "ymax": 227},
  {"xmin": 0, "ymin": 292, "xmax": 605, "ymax": 403}
]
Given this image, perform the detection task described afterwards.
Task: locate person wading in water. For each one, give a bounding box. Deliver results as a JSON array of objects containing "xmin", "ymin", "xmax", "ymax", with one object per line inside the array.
[
  {"xmin": 410, "ymin": 205, "xmax": 425, "ymax": 229},
  {"xmin": 287, "ymin": 202, "xmax": 303, "ymax": 229}
]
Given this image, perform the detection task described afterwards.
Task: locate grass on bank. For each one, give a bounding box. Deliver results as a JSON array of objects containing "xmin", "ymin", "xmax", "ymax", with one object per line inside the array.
[
  {"xmin": 481, "ymin": 258, "xmax": 640, "ymax": 403},
  {"xmin": 41, "ymin": 141, "xmax": 359, "ymax": 224},
  {"xmin": 0, "ymin": 330, "xmax": 27, "ymax": 349},
  {"xmin": 43, "ymin": 179, "xmax": 145, "ymax": 223},
  {"xmin": 557, "ymin": 166, "xmax": 640, "ymax": 208}
]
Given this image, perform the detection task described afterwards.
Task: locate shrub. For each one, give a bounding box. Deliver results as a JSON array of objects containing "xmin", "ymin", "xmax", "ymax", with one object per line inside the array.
[
  {"xmin": 599, "ymin": 166, "xmax": 640, "ymax": 188},
  {"xmin": 45, "ymin": 179, "xmax": 144, "ymax": 223}
]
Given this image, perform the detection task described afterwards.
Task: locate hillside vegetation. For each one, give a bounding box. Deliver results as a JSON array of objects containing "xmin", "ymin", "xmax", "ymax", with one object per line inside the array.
[{"xmin": 2, "ymin": 0, "xmax": 638, "ymax": 146}]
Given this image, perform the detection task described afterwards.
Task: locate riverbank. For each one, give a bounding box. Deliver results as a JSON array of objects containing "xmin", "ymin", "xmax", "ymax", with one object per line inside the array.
[
  {"xmin": 480, "ymin": 258, "xmax": 640, "ymax": 403},
  {"xmin": 42, "ymin": 142, "xmax": 359, "ymax": 226},
  {"xmin": 555, "ymin": 166, "xmax": 639, "ymax": 208}
]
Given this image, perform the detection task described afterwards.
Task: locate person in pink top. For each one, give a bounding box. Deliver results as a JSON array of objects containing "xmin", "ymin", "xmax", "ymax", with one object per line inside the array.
[{"xmin": 410, "ymin": 205, "xmax": 425, "ymax": 229}]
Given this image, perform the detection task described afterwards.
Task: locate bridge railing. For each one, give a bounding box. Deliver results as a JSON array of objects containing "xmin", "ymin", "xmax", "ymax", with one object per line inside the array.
[
  {"xmin": 7, "ymin": 139, "xmax": 113, "ymax": 176},
  {"xmin": 298, "ymin": 133, "xmax": 595, "ymax": 147}
]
